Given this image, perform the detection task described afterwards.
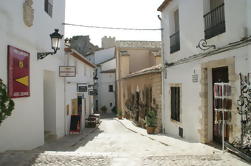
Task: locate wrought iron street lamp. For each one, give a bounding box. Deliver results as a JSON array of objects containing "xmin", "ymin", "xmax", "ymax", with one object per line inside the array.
[{"xmin": 37, "ymin": 29, "xmax": 63, "ymax": 60}]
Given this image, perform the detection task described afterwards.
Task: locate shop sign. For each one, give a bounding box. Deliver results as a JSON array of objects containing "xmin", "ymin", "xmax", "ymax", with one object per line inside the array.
[
  {"xmin": 88, "ymin": 84, "xmax": 94, "ymax": 88},
  {"xmin": 77, "ymin": 83, "xmax": 87, "ymax": 92},
  {"xmin": 59, "ymin": 66, "xmax": 76, "ymax": 77},
  {"xmin": 8, "ymin": 45, "xmax": 30, "ymax": 98},
  {"xmin": 88, "ymin": 89, "xmax": 97, "ymax": 96}
]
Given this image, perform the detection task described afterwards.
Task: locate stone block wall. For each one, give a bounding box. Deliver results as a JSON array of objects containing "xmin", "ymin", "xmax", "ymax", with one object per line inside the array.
[{"xmin": 120, "ymin": 72, "xmax": 162, "ymax": 133}]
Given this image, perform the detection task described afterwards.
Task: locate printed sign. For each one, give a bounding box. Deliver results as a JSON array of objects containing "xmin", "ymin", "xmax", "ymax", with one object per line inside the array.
[
  {"xmin": 192, "ymin": 74, "xmax": 198, "ymax": 83},
  {"xmin": 59, "ymin": 66, "xmax": 76, "ymax": 77},
  {"xmin": 78, "ymin": 85, "xmax": 87, "ymax": 92},
  {"xmin": 8, "ymin": 45, "xmax": 30, "ymax": 98},
  {"xmin": 88, "ymin": 89, "xmax": 97, "ymax": 96}
]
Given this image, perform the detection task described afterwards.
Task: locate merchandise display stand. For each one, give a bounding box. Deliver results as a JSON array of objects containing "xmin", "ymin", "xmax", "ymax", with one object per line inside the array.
[{"xmin": 214, "ymin": 82, "xmax": 232, "ymax": 151}]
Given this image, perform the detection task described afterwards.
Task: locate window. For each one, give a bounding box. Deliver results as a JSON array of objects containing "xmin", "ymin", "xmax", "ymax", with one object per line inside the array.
[
  {"xmin": 170, "ymin": 9, "xmax": 180, "ymax": 53},
  {"xmin": 171, "ymin": 86, "xmax": 180, "ymax": 122},
  {"xmin": 109, "ymin": 85, "xmax": 113, "ymax": 92},
  {"xmin": 44, "ymin": 0, "xmax": 53, "ymax": 17},
  {"xmin": 204, "ymin": 0, "xmax": 225, "ymax": 39}
]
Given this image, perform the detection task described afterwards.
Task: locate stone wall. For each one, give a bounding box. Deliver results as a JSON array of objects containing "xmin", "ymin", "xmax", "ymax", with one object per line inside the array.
[{"xmin": 121, "ymin": 73, "xmax": 162, "ymax": 133}]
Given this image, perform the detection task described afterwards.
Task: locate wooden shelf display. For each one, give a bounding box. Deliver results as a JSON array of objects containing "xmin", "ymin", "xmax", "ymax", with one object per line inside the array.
[{"xmin": 213, "ymin": 83, "xmax": 232, "ymax": 150}]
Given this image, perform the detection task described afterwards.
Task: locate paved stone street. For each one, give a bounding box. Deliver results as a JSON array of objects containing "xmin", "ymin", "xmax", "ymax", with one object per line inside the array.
[{"xmin": 0, "ymin": 115, "xmax": 250, "ymax": 166}]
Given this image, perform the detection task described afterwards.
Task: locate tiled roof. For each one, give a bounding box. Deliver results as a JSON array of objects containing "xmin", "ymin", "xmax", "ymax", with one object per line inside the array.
[{"xmin": 123, "ymin": 64, "xmax": 162, "ymax": 79}]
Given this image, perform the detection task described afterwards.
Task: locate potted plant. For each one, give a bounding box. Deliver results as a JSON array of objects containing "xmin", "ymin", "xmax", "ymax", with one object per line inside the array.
[
  {"xmin": 146, "ymin": 109, "xmax": 157, "ymax": 134},
  {"xmin": 117, "ymin": 109, "xmax": 122, "ymax": 119},
  {"xmin": 100, "ymin": 105, "xmax": 107, "ymax": 114}
]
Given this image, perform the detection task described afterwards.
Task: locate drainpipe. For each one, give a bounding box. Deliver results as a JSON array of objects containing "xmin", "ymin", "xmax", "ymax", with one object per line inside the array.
[
  {"xmin": 159, "ymin": 14, "xmax": 166, "ymax": 133},
  {"xmin": 63, "ymin": 52, "xmax": 69, "ymax": 136}
]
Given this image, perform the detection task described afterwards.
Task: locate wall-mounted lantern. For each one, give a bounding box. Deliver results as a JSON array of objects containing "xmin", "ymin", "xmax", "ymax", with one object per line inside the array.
[{"xmin": 37, "ymin": 29, "xmax": 63, "ymax": 60}]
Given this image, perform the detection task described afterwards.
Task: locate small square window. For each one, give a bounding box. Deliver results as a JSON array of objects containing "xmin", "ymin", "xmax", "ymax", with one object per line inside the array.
[{"xmin": 109, "ymin": 85, "xmax": 113, "ymax": 92}]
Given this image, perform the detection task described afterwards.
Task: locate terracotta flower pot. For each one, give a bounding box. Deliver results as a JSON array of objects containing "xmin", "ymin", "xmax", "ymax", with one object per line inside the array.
[{"xmin": 146, "ymin": 126, "xmax": 155, "ymax": 134}]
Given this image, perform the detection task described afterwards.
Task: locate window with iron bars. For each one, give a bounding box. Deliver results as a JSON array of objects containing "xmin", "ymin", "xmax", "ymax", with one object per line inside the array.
[
  {"xmin": 45, "ymin": 0, "xmax": 53, "ymax": 17},
  {"xmin": 204, "ymin": 1, "xmax": 225, "ymax": 39}
]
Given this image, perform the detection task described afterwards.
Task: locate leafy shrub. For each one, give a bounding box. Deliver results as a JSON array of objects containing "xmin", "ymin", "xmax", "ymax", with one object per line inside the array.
[
  {"xmin": 112, "ymin": 106, "xmax": 117, "ymax": 114},
  {"xmin": 100, "ymin": 105, "xmax": 107, "ymax": 114},
  {"xmin": 146, "ymin": 109, "xmax": 157, "ymax": 127}
]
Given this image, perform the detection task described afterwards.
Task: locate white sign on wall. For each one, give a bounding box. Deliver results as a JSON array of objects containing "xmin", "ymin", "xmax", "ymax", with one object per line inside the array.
[{"xmin": 59, "ymin": 66, "xmax": 76, "ymax": 77}]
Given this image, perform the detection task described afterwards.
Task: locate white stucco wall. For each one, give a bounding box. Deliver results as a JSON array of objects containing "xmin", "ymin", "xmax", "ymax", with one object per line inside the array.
[
  {"xmin": 98, "ymin": 72, "xmax": 116, "ymax": 112},
  {"xmin": 161, "ymin": 0, "xmax": 251, "ymax": 142},
  {"xmin": 101, "ymin": 59, "xmax": 116, "ymax": 71},
  {"xmin": 0, "ymin": 0, "xmax": 65, "ymax": 152},
  {"xmin": 94, "ymin": 47, "xmax": 115, "ymax": 64},
  {"xmin": 64, "ymin": 53, "xmax": 95, "ymax": 135},
  {"xmin": 96, "ymin": 58, "xmax": 116, "ymax": 113}
]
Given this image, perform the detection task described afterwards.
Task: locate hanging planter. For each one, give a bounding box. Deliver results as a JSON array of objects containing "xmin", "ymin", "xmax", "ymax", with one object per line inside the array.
[{"xmin": 0, "ymin": 79, "xmax": 15, "ymax": 125}]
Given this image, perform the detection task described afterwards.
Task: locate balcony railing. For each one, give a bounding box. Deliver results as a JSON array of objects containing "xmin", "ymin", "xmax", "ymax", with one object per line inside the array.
[
  {"xmin": 204, "ymin": 3, "xmax": 225, "ymax": 39},
  {"xmin": 170, "ymin": 31, "xmax": 180, "ymax": 53}
]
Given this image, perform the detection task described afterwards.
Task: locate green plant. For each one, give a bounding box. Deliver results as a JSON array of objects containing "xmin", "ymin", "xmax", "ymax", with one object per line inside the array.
[
  {"xmin": 111, "ymin": 106, "xmax": 117, "ymax": 114},
  {"xmin": 100, "ymin": 105, "xmax": 107, "ymax": 114},
  {"xmin": 117, "ymin": 109, "xmax": 122, "ymax": 116},
  {"xmin": 146, "ymin": 109, "xmax": 157, "ymax": 127},
  {"xmin": 0, "ymin": 79, "xmax": 15, "ymax": 125}
]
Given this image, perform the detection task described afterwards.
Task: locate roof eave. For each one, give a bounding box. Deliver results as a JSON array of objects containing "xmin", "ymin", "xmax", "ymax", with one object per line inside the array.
[{"xmin": 157, "ymin": 0, "xmax": 172, "ymax": 11}]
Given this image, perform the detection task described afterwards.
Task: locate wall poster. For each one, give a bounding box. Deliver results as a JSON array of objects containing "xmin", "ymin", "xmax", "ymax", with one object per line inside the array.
[{"xmin": 8, "ymin": 45, "xmax": 30, "ymax": 98}]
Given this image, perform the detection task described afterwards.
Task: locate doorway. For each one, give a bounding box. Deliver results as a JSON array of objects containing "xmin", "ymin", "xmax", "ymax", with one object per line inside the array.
[
  {"xmin": 212, "ymin": 66, "xmax": 229, "ymax": 144},
  {"xmin": 43, "ymin": 71, "xmax": 56, "ymax": 142}
]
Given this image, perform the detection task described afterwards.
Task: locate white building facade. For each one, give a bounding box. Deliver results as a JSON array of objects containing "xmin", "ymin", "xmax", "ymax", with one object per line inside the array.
[
  {"xmin": 64, "ymin": 48, "xmax": 95, "ymax": 134},
  {"xmin": 159, "ymin": 0, "xmax": 251, "ymax": 144},
  {"xmin": 0, "ymin": 0, "xmax": 65, "ymax": 152},
  {"xmin": 86, "ymin": 46, "xmax": 116, "ymax": 113},
  {"xmin": 97, "ymin": 58, "xmax": 116, "ymax": 113}
]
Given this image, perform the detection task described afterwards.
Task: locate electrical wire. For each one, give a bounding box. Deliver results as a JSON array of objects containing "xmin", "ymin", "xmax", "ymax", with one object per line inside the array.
[{"xmin": 63, "ymin": 23, "xmax": 162, "ymax": 31}]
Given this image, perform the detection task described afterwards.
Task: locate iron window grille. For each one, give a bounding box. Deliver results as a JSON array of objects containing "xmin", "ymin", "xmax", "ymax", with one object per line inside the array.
[
  {"xmin": 109, "ymin": 85, "xmax": 113, "ymax": 92},
  {"xmin": 204, "ymin": 3, "xmax": 225, "ymax": 39},
  {"xmin": 171, "ymin": 87, "xmax": 180, "ymax": 122},
  {"xmin": 45, "ymin": 0, "xmax": 53, "ymax": 17},
  {"xmin": 170, "ymin": 31, "xmax": 180, "ymax": 53}
]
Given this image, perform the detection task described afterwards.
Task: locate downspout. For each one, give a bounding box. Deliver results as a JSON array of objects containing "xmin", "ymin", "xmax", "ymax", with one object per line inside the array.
[
  {"xmin": 63, "ymin": 51, "xmax": 69, "ymax": 135},
  {"xmin": 159, "ymin": 14, "xmax": 166, "ymax": 133}
]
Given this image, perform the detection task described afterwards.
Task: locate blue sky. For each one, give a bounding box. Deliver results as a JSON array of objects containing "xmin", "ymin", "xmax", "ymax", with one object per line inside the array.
[{"xmin": 65, "ymin": 0, "xmax": 163, "ymax": 47}]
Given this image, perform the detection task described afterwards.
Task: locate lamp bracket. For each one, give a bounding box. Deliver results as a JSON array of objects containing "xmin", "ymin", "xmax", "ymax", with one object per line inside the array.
[
  {"xmin": 164, "ymin": 62, "xmax": 174, "ymax": 68},
  {"xmin": 37, "ymin": 52, "xmax": 55, "ymax": 60},
  {"xmin": 196, "ymin": 39, "xmax": 216, "ymax": 51}
]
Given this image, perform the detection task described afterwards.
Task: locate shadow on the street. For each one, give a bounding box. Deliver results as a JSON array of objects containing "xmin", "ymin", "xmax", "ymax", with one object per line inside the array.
[
  {"xmin": 25, "ymin": 125, "xmax": 104, "ymax": 165},
  {"xmin": 100, "ymin": 112, "xmax": 116, "ymax": 119}
]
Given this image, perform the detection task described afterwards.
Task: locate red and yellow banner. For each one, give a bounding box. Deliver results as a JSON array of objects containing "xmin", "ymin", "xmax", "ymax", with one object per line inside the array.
[{"xmin": 8, "ymin": 45, "xmax": 30, "ymax": 98}]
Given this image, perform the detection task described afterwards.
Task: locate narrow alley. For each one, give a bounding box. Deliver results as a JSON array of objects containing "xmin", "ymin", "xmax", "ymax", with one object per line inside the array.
[{"xmin": 0, "ymin": 115, "xmax": 249, "ymax": 166}]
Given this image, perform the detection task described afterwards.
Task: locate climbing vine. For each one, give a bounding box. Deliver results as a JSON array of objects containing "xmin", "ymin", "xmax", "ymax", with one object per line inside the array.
[{"xmin": 0, "ymin": 79, "xmax": 15, "ymax": 125}]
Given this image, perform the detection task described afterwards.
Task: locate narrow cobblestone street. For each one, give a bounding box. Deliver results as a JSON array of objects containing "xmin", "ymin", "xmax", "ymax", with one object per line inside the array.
[{"xmin": 0, "ymin": 115, "xmax": 250, "ymax": 166}]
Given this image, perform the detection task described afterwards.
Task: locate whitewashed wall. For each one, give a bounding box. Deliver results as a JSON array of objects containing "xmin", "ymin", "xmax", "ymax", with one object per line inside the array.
[
  {"xmin": 161, "ymin": 0, "xmax": 251, "ymax": 142},
  {"xmin": 65, "ymin": 53, "xmax": 94, "ymax": 134},
  {"xmin": 98, "ymin": 72, "xmax": 116, "ymax": 113},
  {"xmin": 94, "ymin": 47, "xmax": 115, "ymax": 64},
  {"xmin": 0, "ymin": 0, "xmax": 65, "ymax": 152}
]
